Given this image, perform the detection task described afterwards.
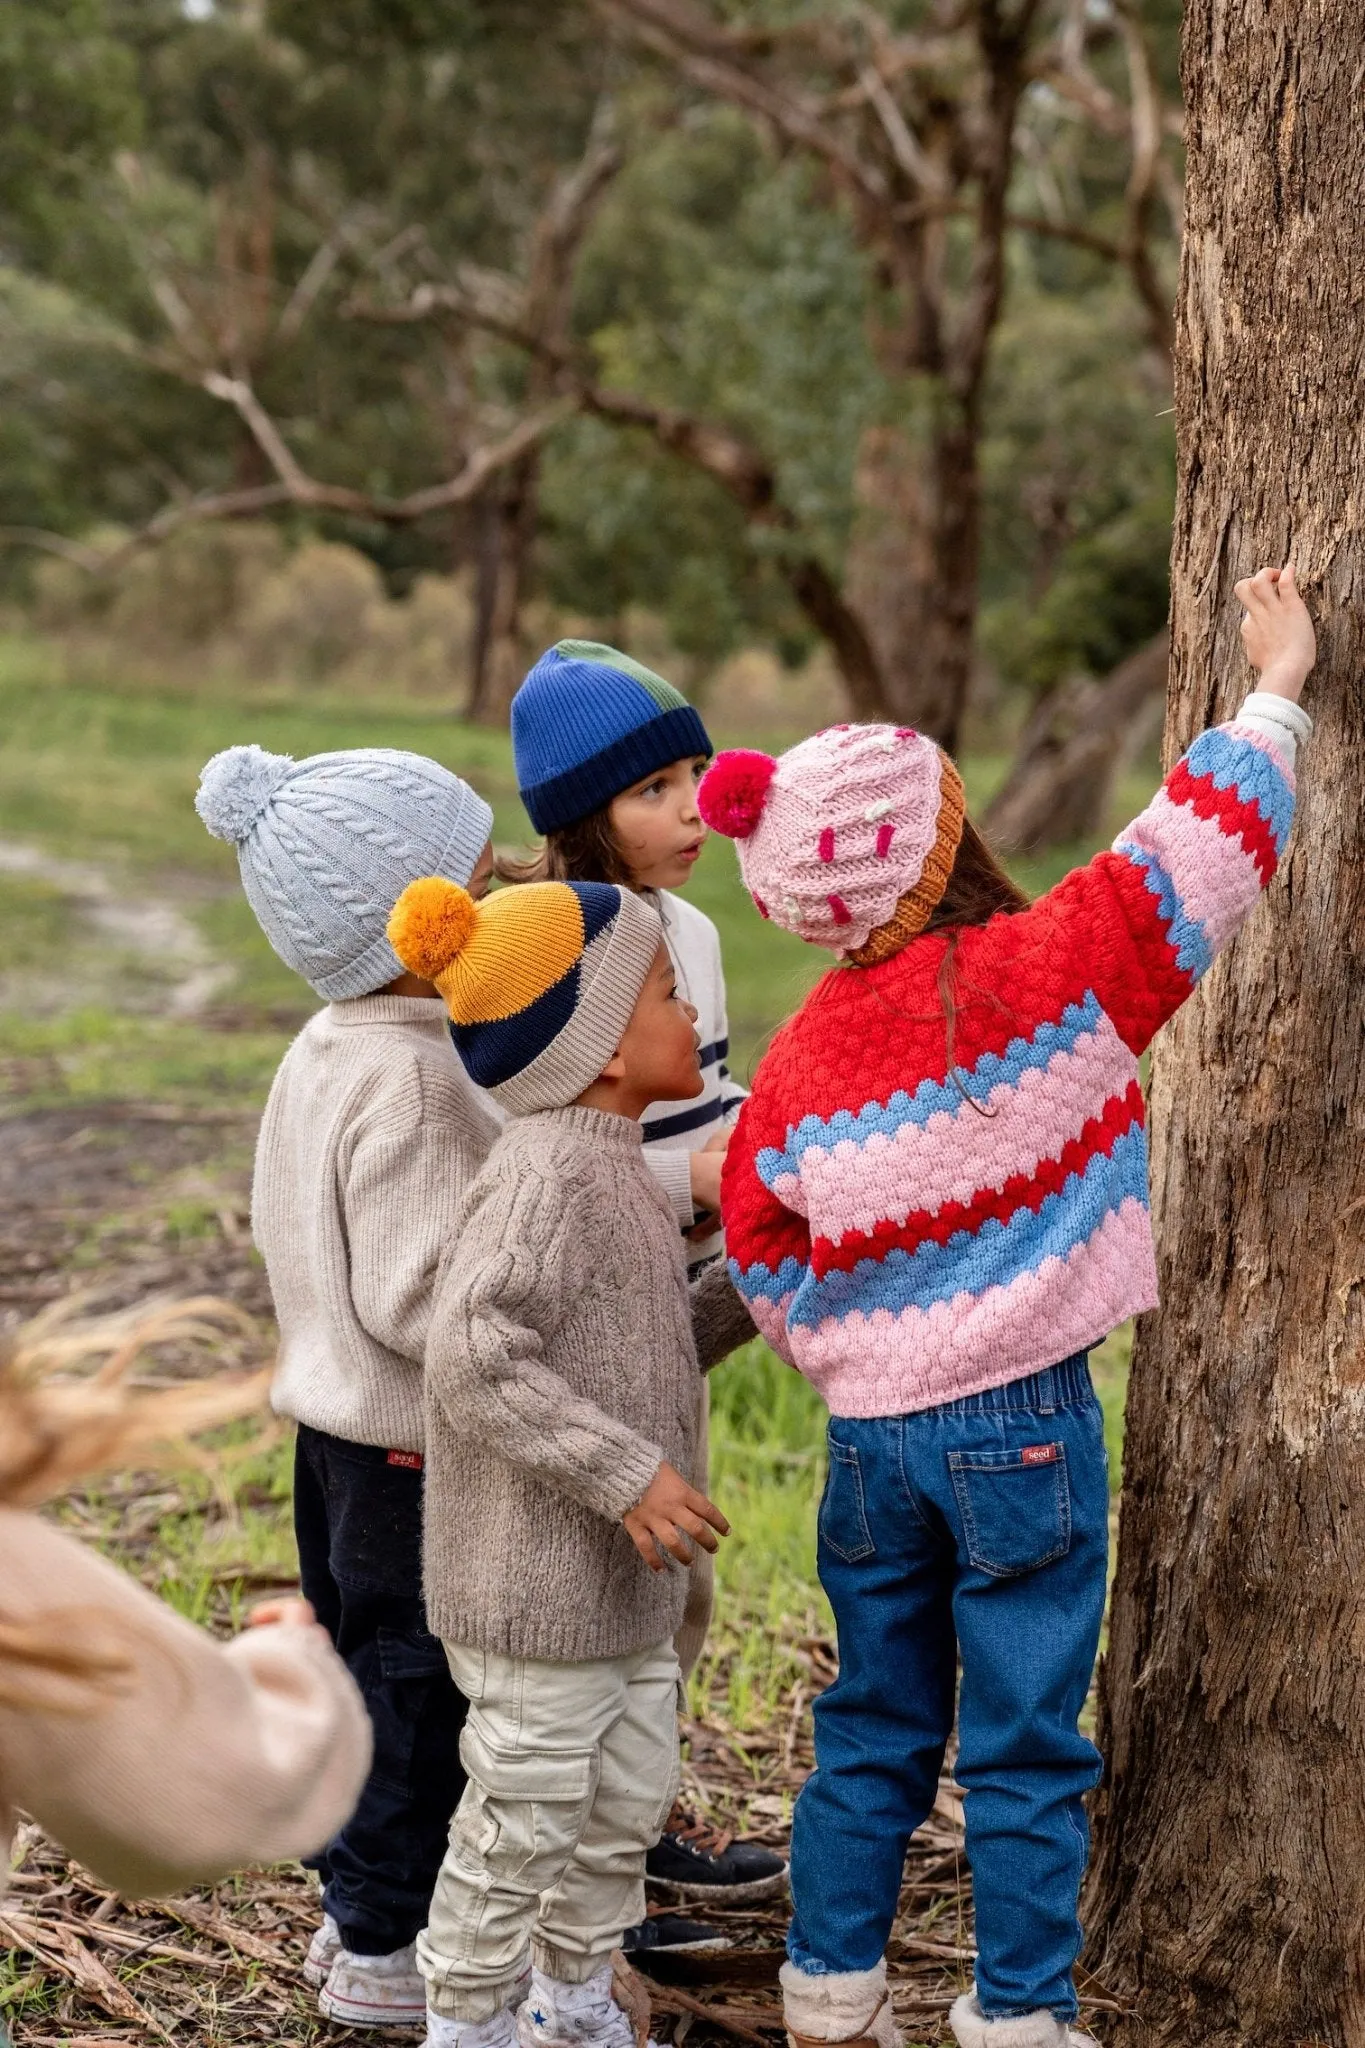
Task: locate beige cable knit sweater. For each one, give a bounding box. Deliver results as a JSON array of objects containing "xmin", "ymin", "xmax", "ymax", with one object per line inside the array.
[
  {"xmin": 253, "ymin": 995, "xmax": 500, "ymax": 1452},
  {"xmin": 423, "ymin": 1106, "xmax": 755, "ymax": 1661},
  {"xmin": 0, "ymin": 1507, "xmax": 370, "ymax": 1900}
]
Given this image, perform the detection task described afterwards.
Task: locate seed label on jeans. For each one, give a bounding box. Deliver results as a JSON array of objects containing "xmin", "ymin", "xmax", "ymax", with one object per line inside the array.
[
  {"xmin": 386, "ymin": 1449, "xmax": 424, "ymax": 1470},
  {"xmin": 1021, "ymin": 1442, "xmax": 1060, "ymax": 1465}
]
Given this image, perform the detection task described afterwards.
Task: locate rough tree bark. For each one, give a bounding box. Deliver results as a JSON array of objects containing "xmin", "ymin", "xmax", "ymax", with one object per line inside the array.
[
  {"xmin": 1085, "ymin": 9, "xmax": 1365, "ymax": 2047},
  {"xmin": 981, "ymin": 630, "xmax": 1166, "ymax": 852}
]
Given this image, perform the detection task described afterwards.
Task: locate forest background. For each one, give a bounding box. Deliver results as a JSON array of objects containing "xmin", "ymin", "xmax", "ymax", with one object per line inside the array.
[
  {"xmin": 0, "ymin": 0, "xmax": 1181, "ymax": 1704},
  {"xmin": 0, "ymin": 2, "xmax": 1185, "ymax": 2037}
]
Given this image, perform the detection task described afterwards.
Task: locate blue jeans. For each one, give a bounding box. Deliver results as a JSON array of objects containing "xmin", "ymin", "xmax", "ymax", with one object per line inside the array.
[{"xmin": 787, "ymin": 1356, "xmax": 1109, "ymax": 2023}]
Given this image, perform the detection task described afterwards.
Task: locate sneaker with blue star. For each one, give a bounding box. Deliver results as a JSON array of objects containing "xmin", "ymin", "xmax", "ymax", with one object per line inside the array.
[{"xmin": 514, "ymin": 1962, "xmax": 655, "ymax": 2048}]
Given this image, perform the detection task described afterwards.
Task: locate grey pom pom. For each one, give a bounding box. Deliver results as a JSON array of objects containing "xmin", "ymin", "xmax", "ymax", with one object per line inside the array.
[{"xmin": 195, "ymin": 744, "xmax": 294, "ymax": 843}]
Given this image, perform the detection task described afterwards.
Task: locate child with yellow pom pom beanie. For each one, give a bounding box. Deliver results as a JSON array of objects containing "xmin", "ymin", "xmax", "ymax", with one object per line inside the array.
[{"xmin": 386, "ymin": 875, "xmax": 754, "ymax": 2048}]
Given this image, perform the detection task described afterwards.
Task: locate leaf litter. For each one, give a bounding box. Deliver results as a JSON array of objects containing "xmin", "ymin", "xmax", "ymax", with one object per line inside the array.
[{"xmin": 0, "ymin": 1110, "xmax": 1122, "ymax": 2044}]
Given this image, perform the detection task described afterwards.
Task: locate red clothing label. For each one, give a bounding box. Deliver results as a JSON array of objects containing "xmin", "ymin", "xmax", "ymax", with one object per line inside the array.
[
  {"xmin": 1021, "ymin": 1442, "xmax": 1060, "ymax": 1466},
  {"xmin": 386, "ymin": 1449, "xmax": 424, "ymax": 1471}
]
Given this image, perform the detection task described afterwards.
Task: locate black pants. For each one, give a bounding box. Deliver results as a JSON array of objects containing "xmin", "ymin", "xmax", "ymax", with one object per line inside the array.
[{"xmin": 294, "ymin": 1424, "xmax": 468, "ymax": 1955}]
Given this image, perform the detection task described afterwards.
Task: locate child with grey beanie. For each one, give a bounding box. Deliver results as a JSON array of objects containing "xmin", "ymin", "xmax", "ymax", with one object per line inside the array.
[{"xmin": 196, "ymin": 740, "xmax": 499, "ymax": 2033}]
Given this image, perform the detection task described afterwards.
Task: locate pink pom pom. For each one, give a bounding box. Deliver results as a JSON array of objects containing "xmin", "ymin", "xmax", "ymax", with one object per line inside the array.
[{"xmin": 697, "ymin": 749, "xmax": 778, "ymax": 839}]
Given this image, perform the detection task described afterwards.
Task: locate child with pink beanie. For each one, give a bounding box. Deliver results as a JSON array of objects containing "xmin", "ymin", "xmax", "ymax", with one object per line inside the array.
[{"xmin": 701, "ymin": 566, "xmax": 1320, "ymax": 2048}]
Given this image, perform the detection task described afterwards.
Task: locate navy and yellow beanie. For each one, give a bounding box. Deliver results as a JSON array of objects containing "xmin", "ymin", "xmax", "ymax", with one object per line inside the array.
[
  {"xmin": 511, "ymin": 640, "xmax": 712, "ymax": 834},
  {"xmin": 387, "ymin": 876, "xmax": 662, "ymax": 1114}
]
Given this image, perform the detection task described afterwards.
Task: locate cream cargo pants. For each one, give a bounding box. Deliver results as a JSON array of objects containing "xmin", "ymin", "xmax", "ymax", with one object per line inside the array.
[{"xmin": 418, "ymin": 1638, "xmax": 681, "ymax": 2021}]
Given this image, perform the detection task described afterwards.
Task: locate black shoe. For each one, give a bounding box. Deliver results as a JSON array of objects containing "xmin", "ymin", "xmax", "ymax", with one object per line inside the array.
[
  {"xmin": 645, "ymin": 1803, "xmax": 790, "ymax": 1904},
  {"xmin": 620, "ymin": 1911, "xmax": 732, "ymax": 1955}
]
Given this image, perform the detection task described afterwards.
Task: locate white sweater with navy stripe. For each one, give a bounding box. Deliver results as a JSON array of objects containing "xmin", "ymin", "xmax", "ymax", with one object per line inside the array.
[{"xmin": 642, "ymin": 890, "xmax": 747, "ymax": 1263}]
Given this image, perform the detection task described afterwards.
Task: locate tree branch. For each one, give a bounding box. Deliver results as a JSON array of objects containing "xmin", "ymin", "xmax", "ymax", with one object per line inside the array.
[
  {"xmin": 594, "ymin": 0, "xmax": 892, "ymax": 219},
  {"xmin": 0, "ymin": 402, "xmax": 576, "ymax": 580},
  {"xmin": 194, "ymin": 372, "xmax": 573, "ymax": 520}
]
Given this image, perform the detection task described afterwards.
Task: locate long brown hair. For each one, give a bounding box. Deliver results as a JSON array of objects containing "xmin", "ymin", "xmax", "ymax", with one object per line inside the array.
[
  {"xmin": 929, "ymin": 816, "xmax": 1030, "ymax": 1114},
  {"xmin": 922, "ymin": 814, "xmax": 1030, "ymax": 934},
  {"xmin": 847, "ymin": 812, "xmax": 1030, "ymax": 1118},
  {"xmin": 495, "ymin": 806, "xmax": 636, "ymax": 888}
]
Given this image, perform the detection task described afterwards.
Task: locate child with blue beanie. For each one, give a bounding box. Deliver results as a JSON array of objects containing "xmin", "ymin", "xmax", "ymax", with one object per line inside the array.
[
  {"xmin": 196, "ymin": 742, "xmax": 498, "ymax": 2033},
  {"xmin": 506, "ymin": 643, "xmax": 787, "ymax": 1925}
]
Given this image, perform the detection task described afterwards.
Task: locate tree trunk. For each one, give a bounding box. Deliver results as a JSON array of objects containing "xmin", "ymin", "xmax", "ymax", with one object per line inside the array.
[
  {"xmin": 1085, "ymin": 8, "xmax": 1365, "ymax": 2047},
  {"xmin": 981, "ymin": 632, "xmax": 1167, "ymax": 853},
  {"xmin": 845, "ymin": 414, "xmax": 978, "ymax": 754},
  {"xmin": 467, "ymin": 453, "xmax": 538, "ymax": 724}
]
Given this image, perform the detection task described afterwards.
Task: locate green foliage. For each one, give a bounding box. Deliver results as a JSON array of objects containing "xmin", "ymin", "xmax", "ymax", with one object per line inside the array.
[
  {"xmin": 0, "ymin": 0, "xmax": 1182, "ymax": 714},
  {"xmin": 538, "ymin": 114, "xmax": 884, "ymax": 662},
  {"xmin": 0, "ymin": 0, "xmax": 140, "ymax": 267}
]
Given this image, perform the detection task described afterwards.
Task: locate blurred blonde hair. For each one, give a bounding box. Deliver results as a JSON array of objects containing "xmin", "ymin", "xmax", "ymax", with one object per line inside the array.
[{"xmin": 0, "ymin": 1296, "xmax": 272, "ymax": 1710}]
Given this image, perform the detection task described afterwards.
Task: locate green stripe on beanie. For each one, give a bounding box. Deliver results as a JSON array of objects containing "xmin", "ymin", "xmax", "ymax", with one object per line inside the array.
[
  {"xmin": 512, "ymin": 640, "xmax": 713, "ymax": 835},
  {"xmin": 553, "ymin": 640, "xmax": 690, "ymax": 715}
]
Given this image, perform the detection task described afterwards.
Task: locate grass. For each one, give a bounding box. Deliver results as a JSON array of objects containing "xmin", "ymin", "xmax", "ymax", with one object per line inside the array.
[{"xmin": 1, "ymin": 630, "xmax": 1147, "ymax": 1712}]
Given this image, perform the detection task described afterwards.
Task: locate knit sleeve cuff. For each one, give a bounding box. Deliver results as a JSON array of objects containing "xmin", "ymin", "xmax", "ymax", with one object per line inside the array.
[
  {"xmin": 1236, "ymin": 690, "xmax": 1314, "ymax": 768},
  {"xmin": 594, "ymin": 1434, "xmax": 666, "ymax": 1521},
  {"xmin": 644, "ymin": 1146, "xmax": 696, "ymax": 1227}
]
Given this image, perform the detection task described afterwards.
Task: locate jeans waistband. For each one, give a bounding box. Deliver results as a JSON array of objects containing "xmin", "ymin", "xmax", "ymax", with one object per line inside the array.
[{"xmin": 932, "ymin": 1352, "xmax": 1094, "ymax": 1418}]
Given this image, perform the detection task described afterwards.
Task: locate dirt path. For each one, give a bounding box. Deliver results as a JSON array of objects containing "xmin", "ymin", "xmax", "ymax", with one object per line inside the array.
[
  {"xmin": 0, "ymin": 837, "xmax": 234, "ymax": 1017},
  {"xmin": 0, "ymin": 838, "xmax": 271, "ymax": 1326}
]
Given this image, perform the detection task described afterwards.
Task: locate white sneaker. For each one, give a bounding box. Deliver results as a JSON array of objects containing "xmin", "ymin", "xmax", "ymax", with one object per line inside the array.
[
  {"xmin": 515, "ymin": 1964, "xmax": 655, "ymax": 2048},
  {"xmin": 320, "ymin": 1941, "xmax": 427, "ymax": 2030},
  {"xmin": 424, "ymin": 2008, "xmax": 521, "ymax": 2048},
  {"xmin": 303, "ymin": 1912, "xmax": 341, "ymax": 1989},
  {"xmin": 949, "ymin": 1992, "xmax": 1098, "ymax": 2048}
]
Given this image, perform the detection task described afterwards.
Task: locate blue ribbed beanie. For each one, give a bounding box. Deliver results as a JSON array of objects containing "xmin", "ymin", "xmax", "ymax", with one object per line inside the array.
[
  {"xmin": 511, "ymin": 640, "xmax": 712, "ymax": 834},
  {"xmin": 195, "ymin": 744, "xmax": 493, "ymax": 1000}
]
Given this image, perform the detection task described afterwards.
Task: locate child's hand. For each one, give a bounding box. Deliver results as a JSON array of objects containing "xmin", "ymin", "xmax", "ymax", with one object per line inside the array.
[
  {"xmin": 1235, "ymin": 561, "xmax": 1316, "ymax": 701},
  {"xmin": 247, "ymin": 1596, "xmax": 319, "ymax": 1630},
  {"xmin": 688, "ymin": 1130, "xmax": 729, "ymax": 1223},
  {"xmin": 623, "ymin": 1461, "xmax": 730, "ymax": 1573}
]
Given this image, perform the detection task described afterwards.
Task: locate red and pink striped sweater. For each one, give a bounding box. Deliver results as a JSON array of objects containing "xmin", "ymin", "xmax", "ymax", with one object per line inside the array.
[{"xmin": 722, "ymin": 696, "xmax": 1308, "ymax": 1417}]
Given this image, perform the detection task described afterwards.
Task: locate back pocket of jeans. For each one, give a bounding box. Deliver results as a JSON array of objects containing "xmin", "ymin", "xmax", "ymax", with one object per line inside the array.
[
  {"xmin": 948, "ymin": 1442, "xmax": 1070, "ymax": 1577},
  {"xmin": 819, "ymin": 1435, "xmax": 875, "ymax": 1564}
]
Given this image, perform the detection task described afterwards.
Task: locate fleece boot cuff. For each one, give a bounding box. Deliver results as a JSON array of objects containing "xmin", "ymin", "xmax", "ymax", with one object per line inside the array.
[
  {"xmin": 780, "ymin": 1959, "xmax": 901, "ymax": 2048},
  {"xmin": 948, "ymin": 1991, "xmax": 1097, "ymax": 2048}
]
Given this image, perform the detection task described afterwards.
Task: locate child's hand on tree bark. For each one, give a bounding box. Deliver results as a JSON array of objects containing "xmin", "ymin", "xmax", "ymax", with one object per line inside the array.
[
  {"xmin": 623, "ymin": 1460, "xmax": 730, "ymax": 1572},
  {"xmin": 1235, "ymin": 561, "xmax": 1316, "ymax": 700}
]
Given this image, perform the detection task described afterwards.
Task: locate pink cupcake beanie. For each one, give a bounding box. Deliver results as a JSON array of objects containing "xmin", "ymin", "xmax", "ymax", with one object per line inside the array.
[{"xmin": 698, "ymin": 723, "xmax": 966, "ymax": 958}]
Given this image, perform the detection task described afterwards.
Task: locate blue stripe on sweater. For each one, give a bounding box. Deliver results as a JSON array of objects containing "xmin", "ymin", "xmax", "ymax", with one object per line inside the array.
[
  {"xmin": 643, "ymin": 1097, "xmax": 728, "ymax": 1141},
  {"xmin": 729, "ymin": 1254, "xmax": 808, "ymax": 1305},
  {"xmin": 1186, "ymin": 726, "xmax": 1294, "ymax": 852},
  {"xmin": 754, "ymin": 991, "xmax": 1107, "ymax": 1189},
  {"xmin": 774, "ymin": 1122, "xmax": 1149, "ymax": 1329},
  {"xmin": 1112, "ymin": 844, "xmax": 1213, "ymax": 981}
]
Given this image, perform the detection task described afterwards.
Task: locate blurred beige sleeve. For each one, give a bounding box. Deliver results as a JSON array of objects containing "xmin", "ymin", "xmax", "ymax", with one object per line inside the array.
[{"xmin": 0, "ymin": 1507, "xmax": 371, "ymax": 1899}]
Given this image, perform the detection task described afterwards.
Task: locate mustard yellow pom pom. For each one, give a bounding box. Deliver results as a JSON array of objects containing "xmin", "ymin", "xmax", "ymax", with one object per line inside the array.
[{"xmin": 387, "ymin": 877, "xmax": 479, "ymax": 982}]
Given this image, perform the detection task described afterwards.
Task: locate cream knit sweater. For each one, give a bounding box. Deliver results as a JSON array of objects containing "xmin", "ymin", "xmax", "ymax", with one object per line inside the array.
[
  {"xmin": 0, "ymin": 1507, "xmax": 370, "ymax": 1900},
  {"xmin": 423, "ymin": 1106, "xmax": 755, "ymax": 1661},
  {"xmin": 253, "ymin": 995, "xmax": 500, "ymax": 1451}
]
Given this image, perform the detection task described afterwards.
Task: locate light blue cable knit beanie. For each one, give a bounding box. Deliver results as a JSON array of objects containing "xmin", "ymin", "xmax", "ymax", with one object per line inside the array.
[{"xmin": 195, "ymin": 744, "xmax": 494, "ymax": 1000}]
